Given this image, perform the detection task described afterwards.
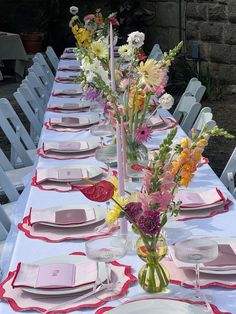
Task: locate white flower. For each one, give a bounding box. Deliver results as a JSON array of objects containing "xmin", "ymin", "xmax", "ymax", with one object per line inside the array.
[
  {"xmin": 70, "ymin": 6, "xmax": 78, "ymax": 15},
  {"xmin": 158, "ymin": 93, "xmax": 174, "ymax": 110},
  {"xmin": 127, "ymin": 31, "xmax": 145, "ymax": 48},
  {"xmin": 118, "ymin": 44, "xmax": 132, "ymax": 61}
]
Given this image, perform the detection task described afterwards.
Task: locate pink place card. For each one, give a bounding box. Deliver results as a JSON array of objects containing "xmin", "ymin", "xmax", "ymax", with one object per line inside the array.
[
  {"xmin": 43, "ymin": 141, "xmax": 90, "ymax": 153},
  {"xmin": 48, "ymin": 102, "xmax": 85, "ymax": 110},
  {"xmin": 52, "ymin": 89, "xmax": 83, "ymax": 96},
  {"xmin": 12, "ymin": 263, "xmax": 76, "ymax": 289},
  {"xmin": 30, "ymin": 207, "xmax": 96, "ymax": 226},
  {"xmin": 174, "ymin": 188, "xmax": 225, "ymax": 208},
  {"xmin": 49, "ymin": 117, "xmax": 90, "ymax": 127},
  {"xmin": 149, "ymin": 115, "xmax": 165, "ymax": 127},
  {"xmin": 36, "ymin": 168, "xmax": 89, "ymax": 184},
  {"xmin": 57, "ymin": 65, "xmax": 81, "ymax": 71}
]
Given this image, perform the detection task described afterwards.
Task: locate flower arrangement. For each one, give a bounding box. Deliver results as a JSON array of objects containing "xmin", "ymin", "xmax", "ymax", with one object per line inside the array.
[{"xmin": 69, "ymin": 6, "xmax": 119, "ymax": 48}]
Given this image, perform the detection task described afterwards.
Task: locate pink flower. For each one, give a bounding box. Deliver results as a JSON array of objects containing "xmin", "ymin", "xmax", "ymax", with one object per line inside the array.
[
  {"xmin": 124, "ymin": 202, "xmax": 142, "ymax": 223},
  {"xmin": 160, "ymin": 173, "xmax": 176, "ymax": 191},
  {"xmin": 139, "ymin": 193, "xmax": 149, "ymax": 211},
  {"xmin": 84, "ymin": 14, "xmax": 95, "ymax": 21},
  {"xmin": 119, "ymin": 78, "xmax": 129, "ymax": 91},
  {"xmin": 134, "ymin": 125, "xmax": 153, "ymax": 143},
  {"xmin": 142, "ymin": 170, "xmax": 152, "ymax": 193},
  {"xmin": 155, "ymin": 84, "xmax": 165, "ymax": 97},
  {"xmin": 149, "ymin": 191, "xmax": 173, "ymax": 210},
  {"xmin": 109, "ymin": 16, "xmax": 119, "ymax": 26},
  {"xmin": 137, "ymin": 210, "xmax": 161, "ymax": 235}
]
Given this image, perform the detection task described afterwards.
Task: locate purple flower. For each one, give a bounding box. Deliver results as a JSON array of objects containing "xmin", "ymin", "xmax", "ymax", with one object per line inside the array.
[
  {"xmin": 137, "ymin": 210, "xmax": 161, "ymax": 235},
  {"xmin": 124, "ymin": 202, "xmax": 143, "ymax": 223},
  {"xmin": 85, "ymin": 88, "xmax": 102, "ymax": 102}
]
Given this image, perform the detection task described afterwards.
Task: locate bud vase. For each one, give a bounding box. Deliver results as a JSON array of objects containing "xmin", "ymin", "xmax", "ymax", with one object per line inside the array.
[{"xmin": 126, "ymin": 137, "xmax": 148, "ymax": 178}]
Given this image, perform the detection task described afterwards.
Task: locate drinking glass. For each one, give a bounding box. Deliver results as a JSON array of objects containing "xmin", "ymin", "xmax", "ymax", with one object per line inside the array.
[
  {"xmin": 90, "ymin": 101, "xmax": 105, "ymax": 121},
  {"xmin": 90, "ymin": 124, "xmax": 115, "ymax": 147},
  {"xmin": 175, "ymin": 237, "xmax": 218, "ymax": 303},
  {"xmin": 95, "ymin": 144, "xmax": 117, "ymax": 177},
  {"xmin": 85, "ymin": 235, "xmax": 129, "ymax": 299}
]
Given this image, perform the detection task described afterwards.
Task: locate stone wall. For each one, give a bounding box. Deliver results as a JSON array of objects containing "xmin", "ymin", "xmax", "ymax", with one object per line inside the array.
[{"xmin": 186, "ymin": 0, "xmax": 236, "ymax": 90}]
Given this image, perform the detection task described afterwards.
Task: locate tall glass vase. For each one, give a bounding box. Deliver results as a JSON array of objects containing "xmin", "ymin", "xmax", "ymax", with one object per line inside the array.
[
  {"xmin": 126, "ymin": 136, "xmax": 148, "ymax": 179},
  {"xmin": 136, "ymin": 235, "xmax": 170, "ymax": 293}
]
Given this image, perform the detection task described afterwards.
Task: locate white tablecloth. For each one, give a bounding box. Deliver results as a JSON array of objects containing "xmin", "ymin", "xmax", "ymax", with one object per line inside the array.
[{"xmin": 1, "ymin": 57, "xmax": 236, "ymax": 314}]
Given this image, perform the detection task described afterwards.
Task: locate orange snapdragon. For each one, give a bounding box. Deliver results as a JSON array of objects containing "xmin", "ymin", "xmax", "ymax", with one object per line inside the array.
[{"xmin": 129, "ymin": 87, "xmax": 145, "ymax": 111}]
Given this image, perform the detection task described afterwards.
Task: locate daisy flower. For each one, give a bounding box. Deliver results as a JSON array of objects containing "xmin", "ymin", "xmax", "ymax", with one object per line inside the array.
[
  {"xmin": 91, "ymin": 40, "xmax": 108, "ymax": 59},
  {"xmin": 118, "ymin": 44, "xmax": 132, "ymax": 61},
  {"xmin": 134, "ymin": 125, "xmax": 153, "ymax": 143},
  {"xmin": 139, "ymin": 59, "xmax": 161, "ymax": 89}
]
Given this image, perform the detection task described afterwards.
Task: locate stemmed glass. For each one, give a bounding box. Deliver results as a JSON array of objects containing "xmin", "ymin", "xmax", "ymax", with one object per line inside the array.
[
  {"xmin": 175, "ymin": 237, "xmax": 218, "ymax": 304},
  {"xmin": 95, "ymin": 144, "xmax": 117, "ymax": 177},
  {"xmin": 90, "ymin": 124, "xmax": 115, "ymax": 147},
  {"xmin": 85, "ymin": 235, "xmax": 129, "ymax": 300}
]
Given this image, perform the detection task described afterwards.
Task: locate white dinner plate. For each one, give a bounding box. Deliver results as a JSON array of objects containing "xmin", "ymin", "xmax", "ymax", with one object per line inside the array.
[
  {"xmin": 60, "ymin": 89, "xmax": 83, "ymax": 95},
  {"xmin": 107, "ymin": 298, "xmax": 206, "ymax": 314},
  {"xmin": 39, "ymin": 204, "xmax": 106, "ymax": 228},
  {"xmin": 43, "ymin": 141, "xmax": 99, "ymax": 153},
  {"xmin": 177, "ymin": 188, "xmax": 227, "ymax": 211},
  {"xmin": 23, "ymin": 255, "xmax": 106, "ymax": 296}
]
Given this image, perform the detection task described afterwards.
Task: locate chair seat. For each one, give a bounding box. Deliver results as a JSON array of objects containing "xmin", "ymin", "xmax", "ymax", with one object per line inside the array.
[
  {"xmin": 2, "ymin": 201, "xmax": 16, "ymax": 220},
  {"xmin": 4, "ymin": 166, "xmax": 34, "ymax": 191}
]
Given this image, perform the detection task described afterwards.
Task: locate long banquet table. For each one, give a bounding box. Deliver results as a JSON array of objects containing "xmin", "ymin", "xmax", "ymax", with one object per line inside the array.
[{"xmin": 1, "ymin": 55, "xmax": 236, "ymax": 314}]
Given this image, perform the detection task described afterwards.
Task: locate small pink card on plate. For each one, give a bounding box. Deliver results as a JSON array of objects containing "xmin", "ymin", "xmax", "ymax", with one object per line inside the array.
[
  {"xmin": 49, "ymin": 117, "xmax": 90, "ymax": 127},
  {"xmin": 36, "ymin": 168, "xmax": 89, "ymax": 184},
  {"xmin": 48, "ymin": 102, "xmax": 88, "ymax": 110},
  {"xmin": 43, "ymin": 141, "xmax": 89, "ymax": 153},
  {"xmin": 30, "ymin": 207, "xmax": 96, "ymax": 226},
  {"xmin": 57, "ymin": 65, "xmax": 80, "ymax": 71},
  {"xmin": 148, "ymin": 115, "xmax": 165, "ymax": 127},
  {"xmin": 12, "ymin": 260, "xmax": 96, "ymax": 289},
  {"xmin": 60, "ymin": 53, "xmax": 76, "ymax": 60},
  {"xmin": 174, "ymin": 188, "xmax": 225, "ymax": 208}
]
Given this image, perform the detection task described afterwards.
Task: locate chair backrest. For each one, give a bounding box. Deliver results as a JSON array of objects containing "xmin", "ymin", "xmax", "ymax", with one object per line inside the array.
[
  {"xmin": 46, "ymin": 46, "xmax": 59, "ymax": 72},
  {"xmin": 28, "ymin": 63, "xmax": 52, "ymax": 93},
  {"xmin": 148, "ymin": 44, "xmax": 164, "ymax": 61},
  {"xmin": 220, "ymin": 148, "xmax": 236, "ymax": 197},
  {"xmin": 189, "ymin": 108, "xmax": 216, "ymax": 137},
  {"xmin": 14, "ymin": 88, "xmax": 42, "ymax": 143},
  {"xmin": 0, "ymin": 98, "xmax": 35, "ymax": 167},
  {"xmin": 22, "ymin": 73, "xmax": 48, "ymax": 109},
  {"xmin": 0, "ymin": 166, "xmax": 19, "ymax": 202},
  {"xmin": 33, "ymin": 53, "xmax": 54, "ymax": 84},
  {"xmin": 173, "ymin": 93, "xmax": 201, "ymax": 134},
  {"xmin": 178, "ymin": 78, "xmax": 206, "ymax": 105}
]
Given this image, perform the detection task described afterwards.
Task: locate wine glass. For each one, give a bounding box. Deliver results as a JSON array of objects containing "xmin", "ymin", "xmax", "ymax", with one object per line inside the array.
[
  {"xmin": 90, "ymin": 124, "xmax": 115, "ymax": 147},
  {"xmin": 85, "ymin": 235, "xmax": 129, "ymax": 299},
  {"xmin": 175, "ymin": 237, "xmax": 218, "ymax": 304},
  {"xmin": 90, "ymin": 101, "xmax": 105, "ymax": 121},
  {"xmin": 95, "ymin": 144, "xmax": 117, "ymax": 177}
]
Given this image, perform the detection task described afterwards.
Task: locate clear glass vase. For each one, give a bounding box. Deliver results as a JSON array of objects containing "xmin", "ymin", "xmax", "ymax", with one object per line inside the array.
[
  {"xmin": 126, "ymin": 137, "xmax": 148, "ymax": 179},
  {"xmin": 136, "ymin": 235, "xmax": 170, "ymax": 293}
]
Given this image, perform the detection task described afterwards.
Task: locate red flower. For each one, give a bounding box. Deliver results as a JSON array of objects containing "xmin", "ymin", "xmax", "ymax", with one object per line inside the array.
[
  {"xmin": 137, "ymin": 210, "xmax": 161, "ymax": 235},
  {"xmin": 76, "ymin": 180, "xmax": 114, "ymax": 202},
  {"xmin": 138, "ymin": 50, "xmax": 147, "ymax": 61},
  {"xmin": 109, "ymin": 16, "xmax": 119, "ymax": 26}
]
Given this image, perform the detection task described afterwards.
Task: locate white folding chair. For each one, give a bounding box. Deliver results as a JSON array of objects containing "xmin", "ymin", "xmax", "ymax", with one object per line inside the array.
[
  {"xmin": 46, "ymin": 46, "xmax": 59, "ymax": 72},
  {"xmin": 33, "ymin": 53, "xmax": 54, "ymax": 86},
  {"xmin": 22, "ymin": 72, "xmax": 49, "ymax": 109},
  {"xmin": 14, "ymin": 86, "xmax": 43, "ymax": 144},
  {"xmin": 148, "ymin": 44, "xmax": 164, "ymax": 61},
  {"xmin": 28, "ymin": 62, "xmax": 52, "ymax": 94},
  {"xmin": 182, "ymin": 77, "xmax": 206, "ymax": 103},
  {"xmin": 220, "ymin": 148, "xmax": 236, "ymax": 197},
  {"xmin": 0, "ymin": 205, "xmax": 11, "ymax": 239},
  {"xmin": 173, "ymin": 93, "xmax": 201, "ymax": 134},
  {"xmin": 189, "ymin": 107, "xmax": 216, "ymax": 137},
  {"xmin": 0, "ymin": 98, "xmax": 36, "ymax": 168}
]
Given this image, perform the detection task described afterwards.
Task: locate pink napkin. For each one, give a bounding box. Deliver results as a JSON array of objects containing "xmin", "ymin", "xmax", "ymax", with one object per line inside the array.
[
  {"xmin": 55, "ymin": 76, "xmax": 77, "ymax": 83},
  {"xmin": 12, "ymin": 260, "xmax": 96, "ymax": 289},
  {"xmin": 43, "ymin": 141, "xmax": 90, "ymax": 153},
  {"xmin": 52, "ymin": 89, "xmax": 83, "ymax": 97},
  {"xmin": 47, "ymin": 102, "xmax": 89, "ymax": 111},
  {"xmin": 36, "ymin": 168, "xmax": 89, "ymax": 184},
  {"xmin": 60, "ymin": 53, "xmax": 76, "ymax": 60},
  {"xmin": 204, "ymin": 244, "xmax": 236, "ymax": 269},
  {"xmin": 29, "ymin": 207, "xmax": 96, "ymax": 226},
  {"xmin": 49, "ymin": 117, "xmax": 90, "ymax": 127},
  {"xmin": 64, "ymin": 47, "xmax": 75, "ymax": 53},
  {"xmin": 57, "ymin": 65, "xmax": 81, "ymax": 71},
  {"xmin": 148, "ymin": 115, "xmax": 165, "ymax": 127},
  {"xmin": 175, "ymin": 188, "xmax": 225, "ymax": 208}
]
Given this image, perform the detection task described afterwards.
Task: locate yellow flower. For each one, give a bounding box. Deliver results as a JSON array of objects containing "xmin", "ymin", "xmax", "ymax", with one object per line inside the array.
[
  {"xmin": 196, "ymin": 139, "xmax": 208, "ymax": 148},
  {"xmin": 106, "ymin": 205, "xmax": 121, "ymax": 225},
  {"xmin": 181, "ymin": 138, "xmax": 190, "ymax": 149},
  {"xmin": 73, "ymin": 27, "xmax": 91, "ymax": 48},
  {"xmin": 139, "ymin": 59, "xmax": 161, "ymax": 88},
  {"xmin": 91, "ymin": 40, "xmax": 108, "ymax": 59},
  {"xmin": 118, "ymin": 44, "xmax": 132, "ymax": 61},
  {"xmin": 128, "ymin": 87, "xmax": 145, "ymax": 111},
  {"xmin": 109, "ymin": 176, "xmax": 119, "ymax": 198}
]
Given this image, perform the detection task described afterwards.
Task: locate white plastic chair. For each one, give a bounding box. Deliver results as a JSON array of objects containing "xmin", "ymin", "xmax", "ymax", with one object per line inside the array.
[
  {"xmin": 148, "ymin": 44, "xmax": 163, "ymax": 61},
  {"xmin": 28, "ymin": 62, "xmax": 52, "ymax": 93},
  {"xmin": 14, "ymin": 86, "xmax": 43, "ymax": 144},
  {"xmin": 22, "ymin": 72, "xmax": 49, "ymax": 109},
  {"xmin": 0, "ymin": 98, "xmax": 36, "ymax": 168},
  {"xmin": 220, "ymin": 148, "xmax": 236, "ymax": 197},
  {"xmin": 173, "ymin": 93, "xmax": 201, "ymax": 134},
  {"xmin": 182, "ymin": 77, "xmax": 206, "ymax": 103},
  {"xmin": 33, "ymin": 53, "xmax": 54, "ymax": 86},
  {"xmin": 189, "ymin": 107, "xmax": 216, "ymax": 137},
  {"xmin": 46, "ymin": 46, "xmax": 59, "ymax": 72}
]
